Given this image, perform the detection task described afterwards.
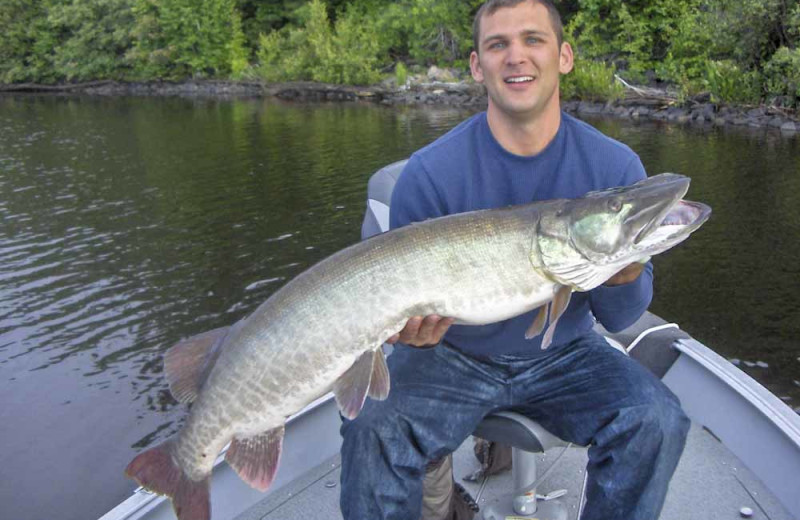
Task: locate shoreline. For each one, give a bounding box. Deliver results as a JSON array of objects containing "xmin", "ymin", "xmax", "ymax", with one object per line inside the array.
[{"xmin": 3, "ymin": 78, "xmax": 798, "ymax": 134}]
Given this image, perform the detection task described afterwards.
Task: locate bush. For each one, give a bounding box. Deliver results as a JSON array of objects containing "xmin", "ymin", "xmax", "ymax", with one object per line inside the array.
[
  {"xmin": 703, "ymin": 60, "xmax": 761, "ymax": 104},
  {"xmin": 129, "ymin": 0, "xmax": 247, "ymax": 79},
  {"xmin": 561, "ymin": 58, "xmax": 623, "ymax": 101},
  {"xmin": 762, "ymin": 47, "xmax": 800, "ymax": 106},
  {"xmin": 256, "ymin": 0, "xmax": 382, "ymax": 85},
  {"xmin": 395, "ymin": 62, "xmax": 408, "ymax": 87}
]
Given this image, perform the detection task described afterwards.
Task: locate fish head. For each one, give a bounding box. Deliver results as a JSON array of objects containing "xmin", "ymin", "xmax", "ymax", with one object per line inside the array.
[{"xmin": 535, "ymin": 173, "xmax": 711, "ymax": 291}]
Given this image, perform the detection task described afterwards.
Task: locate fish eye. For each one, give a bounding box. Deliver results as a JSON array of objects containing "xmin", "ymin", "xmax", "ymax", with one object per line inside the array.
[{"xmin": 608, "ymin": 198, "xmax": 623, "ymax": 213}]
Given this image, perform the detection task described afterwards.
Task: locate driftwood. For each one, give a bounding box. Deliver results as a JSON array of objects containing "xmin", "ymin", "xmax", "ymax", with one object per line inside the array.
[
  {"xmin": 614, "ymin": 75, "xmax": 679, "ymax": 104},
  {"xmin": 0, "ymin": 80, "xmax": 115, "ymax": 92}
]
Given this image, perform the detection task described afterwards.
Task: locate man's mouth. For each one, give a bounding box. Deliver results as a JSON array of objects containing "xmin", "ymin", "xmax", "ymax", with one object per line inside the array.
[{"xmin": 504, "ymin": 76, "xmax": 535, "ymax": 84}]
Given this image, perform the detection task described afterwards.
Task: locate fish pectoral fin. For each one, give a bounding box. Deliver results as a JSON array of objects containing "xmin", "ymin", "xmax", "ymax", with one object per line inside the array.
[
  {"xmin": 367, "ymin": 348, "xmax": 390, "ymax": 401},
  {"xmin": 225, "ymin": 425, "xmax": 285, "ymax": 492},
  {"xmin": 541, "ymin": 285, "xmax": 572, "ymax": 350},
  {"xmin": 525, "ymin": 305, "xmax": 549, "ymax": 339},
  {"xmin": 334, "ymin": 350, "xmax": 377, "ymax": 419},
  {"xmin": 164, "ymin": 326, "xmax": 230, "ymax": 403}
]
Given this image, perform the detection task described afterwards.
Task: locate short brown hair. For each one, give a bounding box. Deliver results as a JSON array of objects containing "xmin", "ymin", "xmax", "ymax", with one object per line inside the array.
[{"xmin": 472, "ymin": 0, "xmax": 564, "ymax": 52}]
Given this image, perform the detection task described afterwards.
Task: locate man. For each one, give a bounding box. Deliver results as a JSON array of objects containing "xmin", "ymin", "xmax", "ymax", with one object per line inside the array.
[{"xmin": 340, "ymin": 1, "xmax": 690, "ymax": 519}]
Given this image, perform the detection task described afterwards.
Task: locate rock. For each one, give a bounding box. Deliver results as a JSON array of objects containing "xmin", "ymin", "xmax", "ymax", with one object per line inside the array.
[
  {"xmin": 780, "ymin": 121, "xmax": 798, "ymax": 133},
  {"xmin": 577, "ymin": 101, "xmax": 603, "ymax": 114},
  {"xmin": 767, "ymin": 116, "xmax": 785, "ymax": 128},
  {"xmin": 747, "ymin": 107, "xmax": 766, "ymax": 118},
  {"xmin": 427, "ymin": 66, "xmax": 457, "ymax": 83}
]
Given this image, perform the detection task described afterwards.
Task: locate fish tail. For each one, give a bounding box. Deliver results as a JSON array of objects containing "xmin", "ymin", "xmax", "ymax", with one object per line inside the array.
[{"xmin": 125, "ymin": 440, "xmax": 210, "ymax": 520}]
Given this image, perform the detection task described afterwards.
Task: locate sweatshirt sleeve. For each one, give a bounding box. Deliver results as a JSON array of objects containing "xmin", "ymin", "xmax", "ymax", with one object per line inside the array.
[
  {"xmin": 588, "ymin": 154, "xmax": 654, "ymax": 332},
  {"xmin": 389, "ymin": 154, "xmax": 447, "ymax": 230}
]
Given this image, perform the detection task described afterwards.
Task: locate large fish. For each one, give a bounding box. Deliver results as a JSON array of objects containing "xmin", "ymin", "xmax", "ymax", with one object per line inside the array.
[{"xmin": 125, "ymin": 173, "xmax": 710, "ymax": 520}]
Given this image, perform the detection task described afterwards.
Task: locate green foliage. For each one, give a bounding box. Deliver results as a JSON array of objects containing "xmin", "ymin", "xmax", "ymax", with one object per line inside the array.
[
  {"xmin": 129, "ymin": 0, "xmax": 247, "ymax": 79},
  {"xmin": 702, "ymin": 60, "xmax": 761, "ymax": 104},
  {"xmin": 395, "ymin": 62, "xmax": 408, "ymax": 87},
  {"xmin": 566, "ymin": 0, "xmax": 700, "ymax": 81},
  {"xmin": 375, "ymin": 0, "xmax": 480, "ymax": 66},
  {"xmin": 256, "ymin": 0, "xmax": 382, "ymax": 85},
  {"xmin": 561, "ymin": 58, "xmax": 623, "ymax": 101},
  {"xmin": 762, "ymin": 47, "xmax": 800, "ymax": 106},
  {"xmin": 47, "ymin": 0, "xmax": 136, "ymax": 81},
  {"xmin": 0, "ymin": 0, "xmax": 56, "ymax": 83}
]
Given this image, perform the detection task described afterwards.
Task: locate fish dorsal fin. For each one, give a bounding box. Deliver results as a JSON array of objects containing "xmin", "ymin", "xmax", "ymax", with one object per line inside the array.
[
  {"xmin": 525, "ymin": 305, "xmax": 549, "ymax": 340},
  {"xmin": 225, "ymin": 425, "xmax": 285, "ymax": 492},
  {"xmin": 541, "ymin": 285, "xmax": 572, "ymax": 349},
  {"xmin": 368, "ymin": 348, "xmax": 390, "ymax": 400},
  {"xmin": 334, "ymin": 348, "xmax": 390, "ymax": 419},
  {"xmin": 163, "ymin": 327, "xmax": 229, "ymax": 403}
]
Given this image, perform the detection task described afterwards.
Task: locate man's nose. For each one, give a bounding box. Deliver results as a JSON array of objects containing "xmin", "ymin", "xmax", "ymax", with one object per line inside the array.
[{"xmin": 504, "ymin": 40, "xmax": 526, "ymax": 65}]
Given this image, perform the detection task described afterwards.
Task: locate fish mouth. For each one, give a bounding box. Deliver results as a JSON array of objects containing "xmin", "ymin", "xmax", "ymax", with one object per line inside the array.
[{"xmin": 635, "ymin": 199, "xmax": 711, "ymax": 248}]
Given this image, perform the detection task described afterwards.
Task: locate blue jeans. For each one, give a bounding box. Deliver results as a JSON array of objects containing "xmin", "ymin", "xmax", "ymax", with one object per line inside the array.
[{"xmin": 339, "ymin": 332, "xmax": 690, "ymax": 520}]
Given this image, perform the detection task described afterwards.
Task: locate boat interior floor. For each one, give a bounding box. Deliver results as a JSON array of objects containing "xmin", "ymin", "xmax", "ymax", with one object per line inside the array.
[{"xmin": 233, "ymin": 422, "xmax": 793, "ymax": 520}]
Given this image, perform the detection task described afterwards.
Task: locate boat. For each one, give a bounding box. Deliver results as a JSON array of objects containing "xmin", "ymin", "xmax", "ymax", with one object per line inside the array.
[{"xmin": 101, "ymin": 160, "xmax": 800, "ymax": 520}]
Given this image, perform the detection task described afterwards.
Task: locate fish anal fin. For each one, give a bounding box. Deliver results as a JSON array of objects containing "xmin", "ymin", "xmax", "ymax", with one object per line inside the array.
[
  {"xmin": 225, "ymin": 425, "xmax": 285, "ymax": 492},
  {"xmin": 125, "ymin": 439, "xmax": 211, "ymax": 520},
  {"xmin": 541, "ymin": 286, "xmax": 572, "ymax": 350},
  {"xmin": 368, "ymin": 348, "xmax": 390, "ymax": 400},
  {"xmin": 525, "ymin": 305, "xmax": 549, "ymax": 339},
  {"xmin": 334, "ymin": 351, "xmax": 376, "ymax": 419},
  {"xmin": 164, "ymin": 327, "xmax": 229, "ymax": 403}
]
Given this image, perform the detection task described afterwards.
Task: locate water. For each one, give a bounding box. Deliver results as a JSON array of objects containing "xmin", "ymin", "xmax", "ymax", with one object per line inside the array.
[{"xmin": 0, "ymin": 95, "xmax": 798, "ymax": 520}]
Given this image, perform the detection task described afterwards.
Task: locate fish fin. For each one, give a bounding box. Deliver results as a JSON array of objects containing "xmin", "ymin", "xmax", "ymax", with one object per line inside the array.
[
  {"xmin": 525, "ymin": 305, "xmax": 549, "ymax": 339},
  {"xmin": 125, "ymin": 439, "xmax": 211, "ymax": 520},
  {"xmin": 541, "ymin": 286, "xmax": 572, "ymax": 349},
  {"xmin": 225, "ymin": 425, "xmax": 285, "ymax": 492},
  {"xmin": 367, "ymin": 348, "xmax": 390, "ymax": 400},
  {"xmin": 333, "ymin": 351, "xmax": 375, "ymax": 419},
  {"xmin": 546, "ymin": 261, "xmax": 616, "ymax": 292},
  {"xmin": 164, "ymin": 327, "xmax": 229, "ymax": 403}
]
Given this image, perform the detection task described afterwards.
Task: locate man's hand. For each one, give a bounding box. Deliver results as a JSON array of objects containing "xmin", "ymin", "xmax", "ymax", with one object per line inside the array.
[
  {"xmin": 604, "ymin": 262, "xmax": 645, "ymax": 286},
  {"xmin": 386, "ymin": 315, "xmax": 455, "ymax": 348}
]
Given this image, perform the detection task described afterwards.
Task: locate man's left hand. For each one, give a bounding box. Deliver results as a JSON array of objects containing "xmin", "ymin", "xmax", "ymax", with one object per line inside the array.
[{"xmin": 604, "ymin": 262, "xmax": 645, "ymax": 286}]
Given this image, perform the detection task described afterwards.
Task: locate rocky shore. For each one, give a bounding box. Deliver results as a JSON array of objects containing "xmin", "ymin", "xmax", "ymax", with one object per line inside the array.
[{"xmin": 4, "ymin": 70, "xmax": 798, "ymax": 134}]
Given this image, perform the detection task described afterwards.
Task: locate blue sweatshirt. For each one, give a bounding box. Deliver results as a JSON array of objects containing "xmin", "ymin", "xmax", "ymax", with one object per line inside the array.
[{"xmin": 390, "ymin": 111, "xmax": 653, "ymax": 358}]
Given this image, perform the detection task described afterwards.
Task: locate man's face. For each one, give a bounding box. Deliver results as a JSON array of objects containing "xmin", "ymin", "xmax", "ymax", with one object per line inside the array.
[{"xmin": 470, "ymin": 1, "xmax": 573, "ymax": 121}]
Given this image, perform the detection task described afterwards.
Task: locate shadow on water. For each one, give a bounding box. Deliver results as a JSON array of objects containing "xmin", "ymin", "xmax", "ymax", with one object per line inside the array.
[{"xmin": 0, "ymin": 95, "xmax": 797, "ymax": 520}]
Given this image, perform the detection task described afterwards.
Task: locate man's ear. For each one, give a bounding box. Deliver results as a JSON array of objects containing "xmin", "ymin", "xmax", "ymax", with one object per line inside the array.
[
  {"xmin": 559, "ymin": 42, "xmax": 574, "ymax": 75},
  {"xmin": 470, "ymin": 51, "xmax": 484, "ymax": 83}
]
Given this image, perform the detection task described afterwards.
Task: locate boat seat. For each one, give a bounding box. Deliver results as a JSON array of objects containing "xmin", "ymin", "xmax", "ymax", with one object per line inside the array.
[{"xmin": 362, "ymin": 160, "xmax": 578, "ymax": 519}]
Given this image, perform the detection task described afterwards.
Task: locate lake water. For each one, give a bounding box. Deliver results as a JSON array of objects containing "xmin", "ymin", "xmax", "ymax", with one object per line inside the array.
[{"xmin": 1, "ymin": 95, "xmax": 798, "ymax": 520}]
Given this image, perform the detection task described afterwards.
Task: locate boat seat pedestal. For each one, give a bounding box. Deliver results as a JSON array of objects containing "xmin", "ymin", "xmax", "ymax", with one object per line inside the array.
[{"xmin": 473, "ymin": 411, "xmax": 573, "ymax": 520}]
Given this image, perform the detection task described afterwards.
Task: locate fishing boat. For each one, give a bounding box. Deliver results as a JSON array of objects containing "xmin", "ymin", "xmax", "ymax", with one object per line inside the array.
[{"xmin": 101, "ymin": 161, "xmax": 800, "ymax": 520}]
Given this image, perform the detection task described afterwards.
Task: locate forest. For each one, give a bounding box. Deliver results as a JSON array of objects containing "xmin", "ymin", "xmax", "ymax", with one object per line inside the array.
[{"xmin": 2, "ymin": 0, "xmax": 800, "ymax": 106}]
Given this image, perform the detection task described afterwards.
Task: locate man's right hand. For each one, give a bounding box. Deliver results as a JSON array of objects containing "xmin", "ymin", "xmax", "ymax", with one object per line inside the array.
[{"xmin": 386, "ymin": 315, "xmax": 455, "ymax": 348}]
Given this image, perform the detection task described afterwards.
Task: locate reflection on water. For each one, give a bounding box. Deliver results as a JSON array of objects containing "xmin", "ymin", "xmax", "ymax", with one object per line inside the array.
[{"xmin": 1, "ymin": 95, "xmax": 798, "ymax": 520}]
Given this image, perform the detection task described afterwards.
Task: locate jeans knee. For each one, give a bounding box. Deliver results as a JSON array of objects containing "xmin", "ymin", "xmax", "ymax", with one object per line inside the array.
[{"xmin": 629, "ymin": 394, "xmax": 690, "ymax": 455}]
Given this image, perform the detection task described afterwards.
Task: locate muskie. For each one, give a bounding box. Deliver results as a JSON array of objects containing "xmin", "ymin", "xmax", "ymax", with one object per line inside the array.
[{"xmin": 126, "ymin": 173, "xmax": 710, "ymax": 520}]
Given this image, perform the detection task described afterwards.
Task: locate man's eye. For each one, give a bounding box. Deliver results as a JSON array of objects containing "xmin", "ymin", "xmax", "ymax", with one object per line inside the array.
[
  {"xmin": 526, "ymin": 37, "xmax": 539, "ymax": 44},
  {"xmin": 489, "ymin": 41, "xmax": 506, "ymax": 50}
]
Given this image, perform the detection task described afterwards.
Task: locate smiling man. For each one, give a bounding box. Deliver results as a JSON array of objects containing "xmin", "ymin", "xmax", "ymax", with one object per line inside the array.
[{"xmin": 339, "ymin": 1, "xmax": 689, "ymax": 519}]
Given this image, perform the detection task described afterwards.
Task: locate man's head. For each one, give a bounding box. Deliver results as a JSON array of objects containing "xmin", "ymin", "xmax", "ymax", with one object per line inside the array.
[
  {"xmin": 473, "ymin": 0, "xmax": 564, "ymax": 53},
  {"xmin": 469, "ymin": 0, "xmax": 573, "ymax": 126}
]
